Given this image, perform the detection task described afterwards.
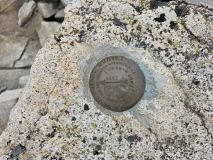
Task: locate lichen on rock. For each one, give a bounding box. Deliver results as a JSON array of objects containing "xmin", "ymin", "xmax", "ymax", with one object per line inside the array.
[{"xmin": 0, "ymin": 0, "xmax": 212, "ymax": 159}]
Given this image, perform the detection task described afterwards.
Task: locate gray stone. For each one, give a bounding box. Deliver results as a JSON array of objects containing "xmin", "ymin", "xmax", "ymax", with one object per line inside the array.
[
  {"xmin": 0, "ymin": 87, "xmax": 7, "ymax": 94},
  {"xmin": 0, "ymin": 35, "xmax": 28, "ymax": 68},
  {"xmin": 37, "ymin": 2, "xmax": 59, "ymax": 19},
  {"xmin": 15, "ymin": 40, "xmax": 41, "ymax": 68},
  {"xmin": 0, "ymin": 1, "xmax": 213, "ymax": 159},
  {"xmin": 18, "ymin": 1, "xmax": 36, "ymax": 27},
  {"xmin": 60, "ymin": 0, "xmax": 72, "ymax": 6},
  {"xmin": 187, "ymin": 0, "xmax": 213, "ymax": 6},
  {"xmin": 19, "ymin": 75, "xmax": 30, "ymax": 88},
  {"xmin": 37, "ymin": 21, "xmax": 60, "ymax": 46},
  {"xmin": 0, "ymin": 0, "xmax": 43, "ymax": 40},
  {"xmin": 0, "ymin": 89, "xmax": 22, "ymax": 134},
  {"xmin": 54, "ymin": 9, "xmax": 64, "ymax": 22},
  {"xmin": 0, "ymin": 69, "xmax": 30, "ymax": 90},
  {"xmin": 0, "ymin": 0, "xmax": 27, "ymax": 13}
]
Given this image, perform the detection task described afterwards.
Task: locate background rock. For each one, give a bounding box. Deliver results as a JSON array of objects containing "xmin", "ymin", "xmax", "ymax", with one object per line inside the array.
[
  {"xmin": 0, "ymin": 0, "xmax": 27, "ymax": 13},
  {"xmin": 54, "ymin": 9, "xmax": 64, "ymax": 22},
  {"xmin": 0, "ymin": 0, "xmax": 64, "ymax": 136},
  {"xmin": 0, "ymin": 89, "xmax": 22, "ymax": 134},
  {"xmin": 14, "ymin": 40, "xmax": 41, "ymax": 68},
  {"xmin": 18, "ymin": 1, "xmax": 36, "ymax": 27},
  {"xmin": 37, "ymin": 2, "xmax": 59, "ymax": 19},
  {"xmin": 0, "ymin": 1, "xmax": 42, "ymax": 38},
  {"xmin": 187, "ymin": 0, "xmax": 213, "ymax": 6},
  {"xmin": 0, "ymin": 87, "xmax": 7, "ymax": 94},
  {"xmin": 0, "ymin": 69, "xmax": 30, "ymax": 90},
  {"xmin": 0, "ymin": 35, "xmax": 28, "ymax": 68},
  {"xmin": 18, "ymin": 75, "xmax": 29, "ymax": 88},
  {"xmin": 60, "ymin": 0, "xmax": 72, "ymax": 6},
  {"xmin": 37, "ymin": 21, "xmax": 60, "ymax": 46}
]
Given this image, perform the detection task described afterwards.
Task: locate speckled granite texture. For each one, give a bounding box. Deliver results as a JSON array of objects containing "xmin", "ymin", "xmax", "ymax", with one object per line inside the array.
[{"xmin": 0, "ymin": 0, "xmax": 212, "ymax": 159}]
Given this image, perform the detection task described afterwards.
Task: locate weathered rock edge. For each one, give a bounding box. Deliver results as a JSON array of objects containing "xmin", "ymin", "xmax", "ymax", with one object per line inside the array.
[{"xmin": 0, "ymin": 0, "xmax": 212, "ymax": 159}]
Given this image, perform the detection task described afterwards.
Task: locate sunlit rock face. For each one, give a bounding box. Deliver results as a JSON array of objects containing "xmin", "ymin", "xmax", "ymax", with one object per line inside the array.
[{"xmin": 0, "ymin": 0, "xmax": 212, "ymax": 159}]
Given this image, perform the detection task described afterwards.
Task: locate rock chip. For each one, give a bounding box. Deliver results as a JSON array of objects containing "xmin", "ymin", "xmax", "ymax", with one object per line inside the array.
[
  {"xmin": 0, "ymin": 35, "xmax": 28, "ymax": 68},
  {"xmin": 0, "ymin": 1, "xmax": 213, "ymax": 159},
  {"xmin": 54, "ymin": 9, "xmax": 64, "ymax": 22},
  {"xmin": 60, "ymin": 0, "xmax": 72, "ymax": 6},
  {"xmin": 37, "ymin": 2, "xmax": 59, "ymax": 19},
  {"xmin": 18, "ymin": 1, "xmax": 36, "ymax": 27},
  {"xmin": 15, "ymin": 40, "xmax": 41, "ymax": 68},
  {"xmin": 37, "ymin": 21, "xmax": 60, "ymax": 46},
  {"xmin": 0, "ymin": 89, "xmax": 22, "ymax": 134}
]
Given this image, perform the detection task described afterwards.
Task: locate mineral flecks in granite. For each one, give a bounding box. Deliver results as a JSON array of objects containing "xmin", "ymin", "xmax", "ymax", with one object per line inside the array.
[{"xmin": 0, "ymin": 0, "xmax": 212, "ymax": 159}]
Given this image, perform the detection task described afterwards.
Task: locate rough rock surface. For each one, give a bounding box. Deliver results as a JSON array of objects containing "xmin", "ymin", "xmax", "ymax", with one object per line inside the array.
[
  {"xmin": 0, "ymin": 89, "xmax": 22, "ymax": 134},
  {"xmin": 18, "ymin": 1, "xmax": 36, "ymax": 27},
  {"xmin": 0, "ymin": 0, "xmax": 212, "ymax": 159}
]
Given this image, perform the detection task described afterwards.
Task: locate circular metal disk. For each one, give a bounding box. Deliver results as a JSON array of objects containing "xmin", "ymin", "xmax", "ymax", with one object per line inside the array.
[{"xmin": 89, "ymin": 56, "xmax": 145, "ymax": 112}]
